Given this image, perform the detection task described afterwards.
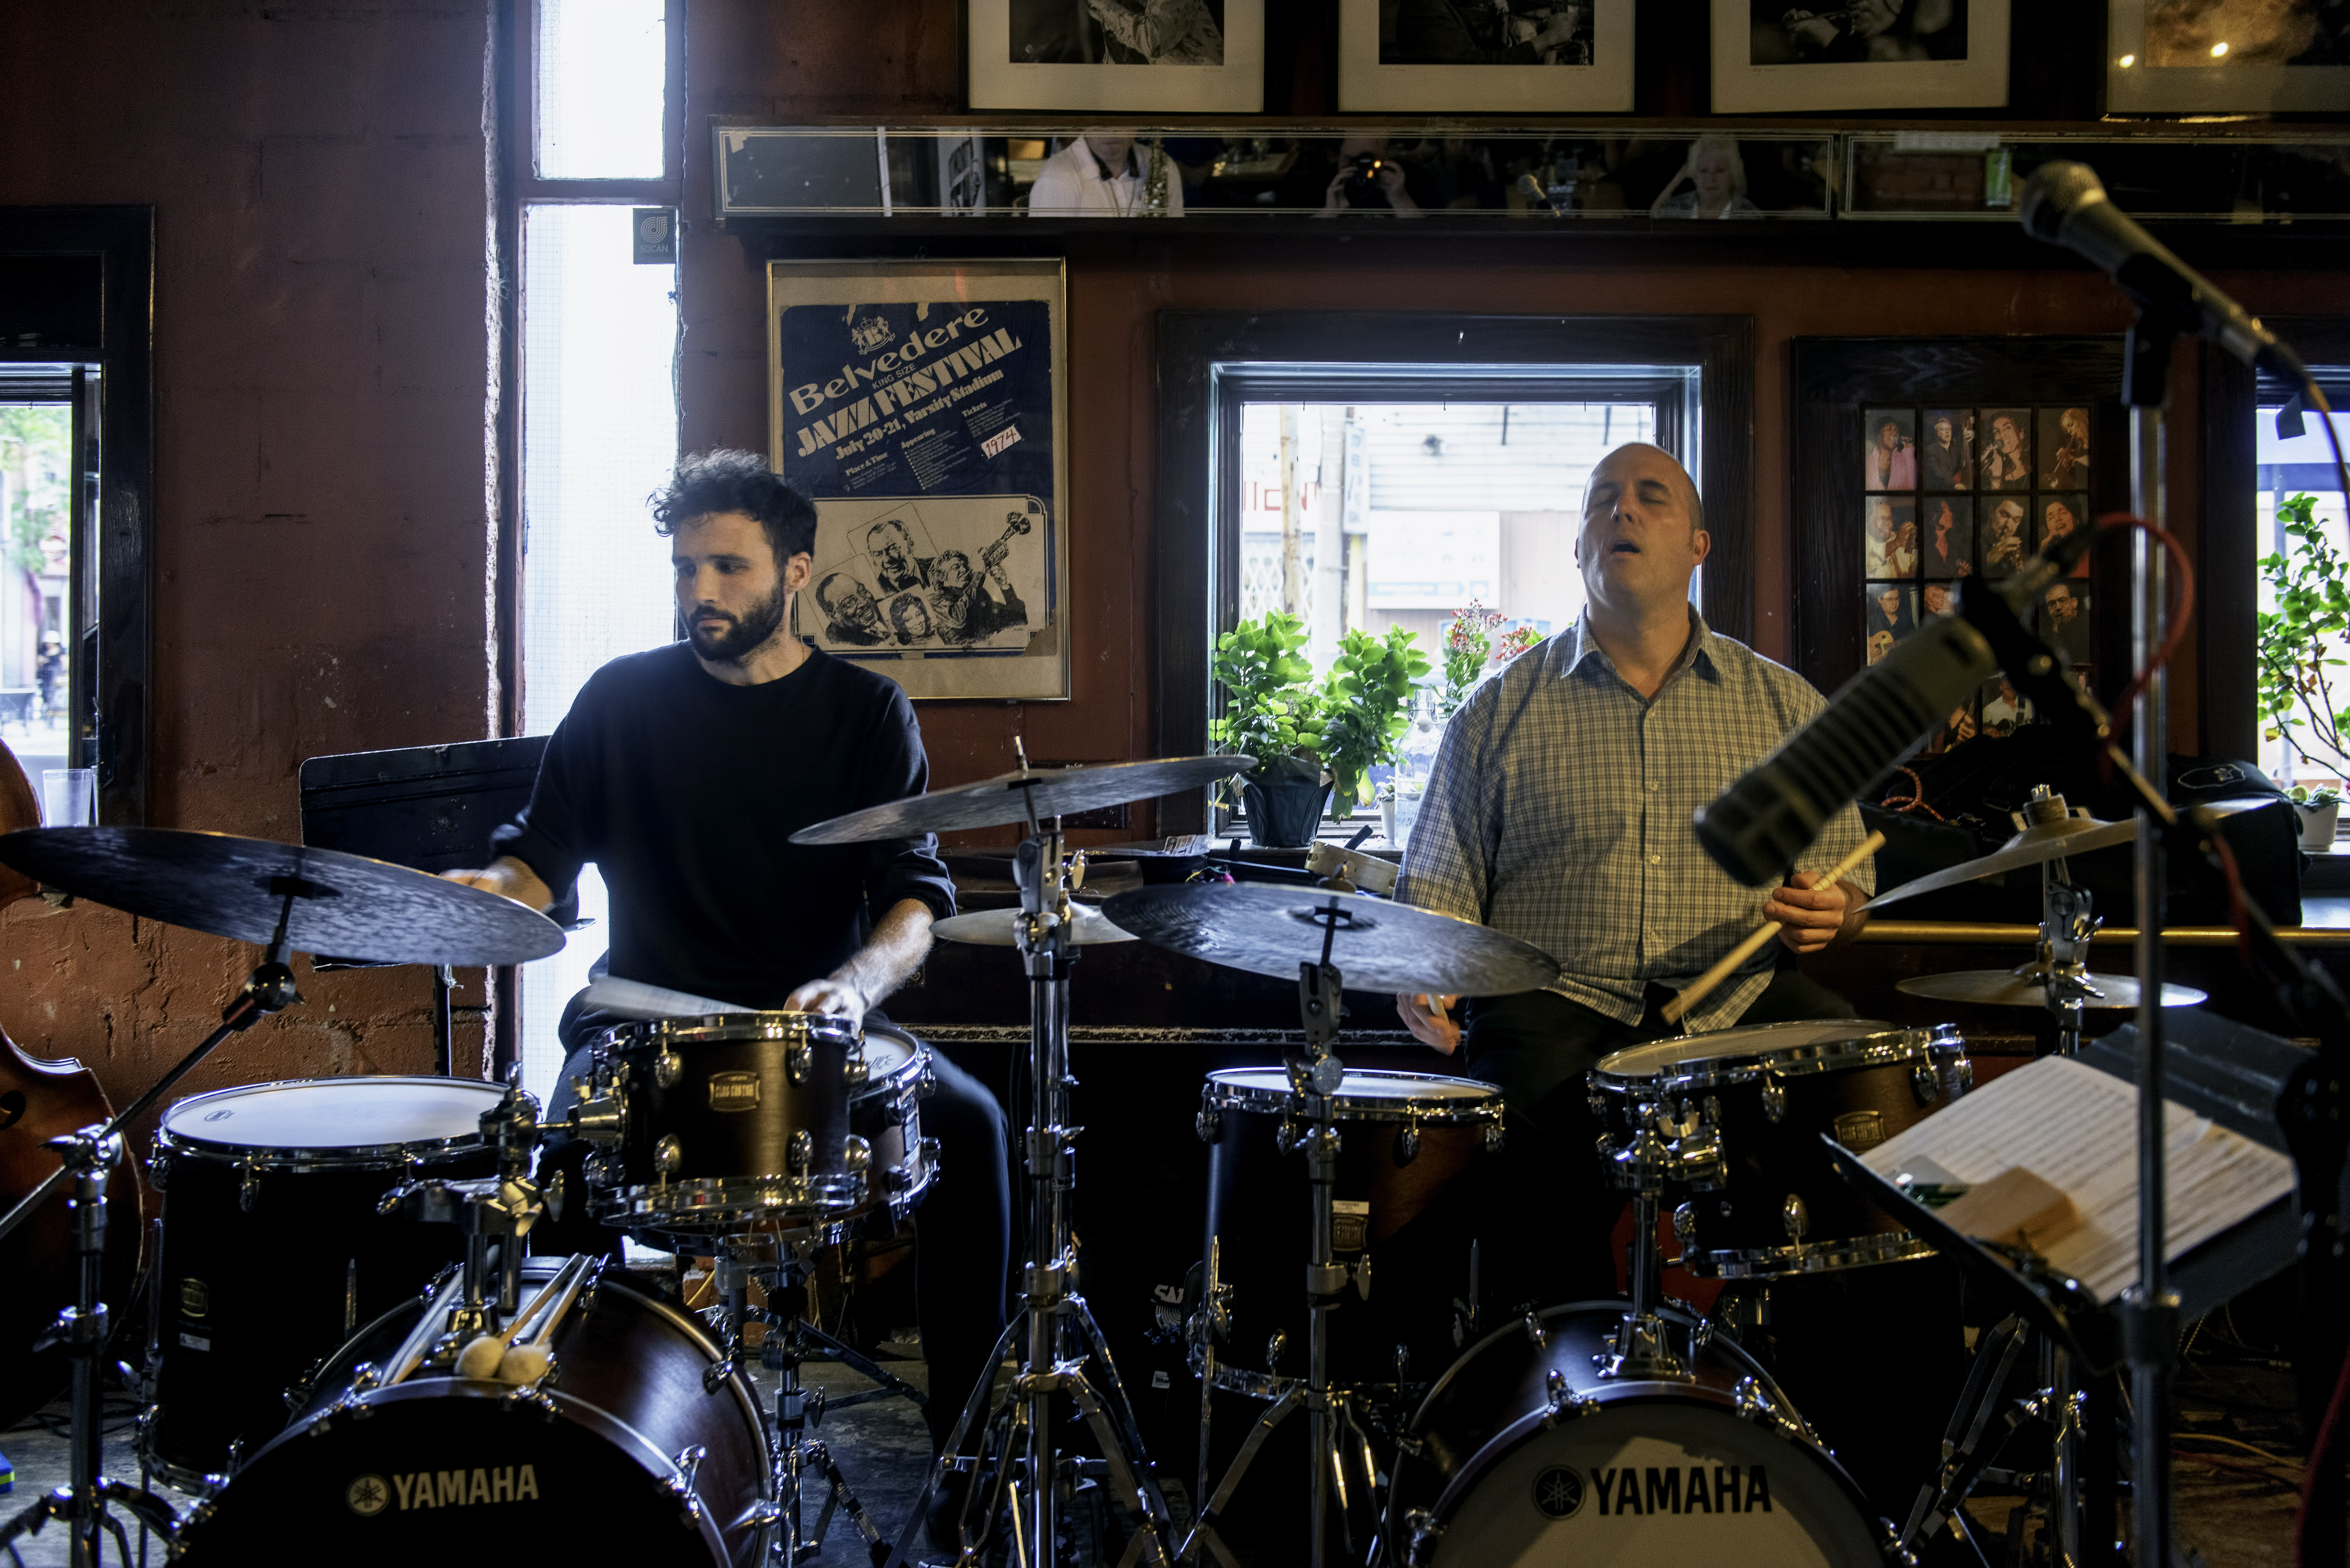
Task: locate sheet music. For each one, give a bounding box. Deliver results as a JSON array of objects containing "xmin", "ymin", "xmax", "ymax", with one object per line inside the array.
[{"xmin": 1863, "ymin": 1055, "xmax": 2296, "ymax": 1303}]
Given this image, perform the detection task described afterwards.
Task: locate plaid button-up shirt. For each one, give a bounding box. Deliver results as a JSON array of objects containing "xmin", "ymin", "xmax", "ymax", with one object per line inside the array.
[{"xmin": 1396, "ymin": 611, "xmax": 1873, "ymax": 1034}]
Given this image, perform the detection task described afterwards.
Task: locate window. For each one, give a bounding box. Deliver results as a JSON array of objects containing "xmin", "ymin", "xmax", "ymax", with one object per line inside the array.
[
  {"xmin": 2253, "ymin": 390, "xmax": 2350, "ymax": 794},
  {"xmin": 507, "ymin": 0, "xmax": 680, "ymax": 1102},
  {"xmin": 0, "ymin": 395, "xmax": 78, "ymax": 787}
]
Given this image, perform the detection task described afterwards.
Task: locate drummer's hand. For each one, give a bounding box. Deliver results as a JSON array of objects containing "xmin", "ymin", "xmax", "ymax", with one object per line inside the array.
[
  {"xmin": 786, "ymin": 975, "xmax": 870, "ymax": 1034},
  {"xmin": 1766, "ymin": 872, "xmax": 1847, "ymax": 956},
  {"xmin": 1396, "ymin": 992, "xmax": 1461, "ymax": 1056},
  {"xmin": 439, "ymin": 855, "xmax": 553, "ymax": 914}
]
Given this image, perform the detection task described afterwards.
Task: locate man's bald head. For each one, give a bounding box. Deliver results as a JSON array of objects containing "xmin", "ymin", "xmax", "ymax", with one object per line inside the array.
[{"xmin": 1583, "ymin": 441, "xmax": 1703, "ymax": 540}]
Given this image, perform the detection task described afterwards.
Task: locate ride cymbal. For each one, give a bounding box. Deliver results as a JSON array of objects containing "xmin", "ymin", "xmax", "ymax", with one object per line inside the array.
[
  {"xmin": 788, "ymin": 756, "xmax": 1253, "ymax": 845},
  {"xmin": 1895, "ymin": 969, "xmax": 2205, "ymax": 1009},
  {"xmin": 932, "ymin": 903, "xmax": 1137, "ymax": 947}
]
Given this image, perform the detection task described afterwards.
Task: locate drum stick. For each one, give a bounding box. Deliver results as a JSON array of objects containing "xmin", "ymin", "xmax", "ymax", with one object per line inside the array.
[{"xmin": 1660, "ymin": 831, "xmax": 1886, "ymax": 1027}]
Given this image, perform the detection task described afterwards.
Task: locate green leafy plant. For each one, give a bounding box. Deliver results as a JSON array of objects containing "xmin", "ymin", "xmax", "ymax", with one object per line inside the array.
[
  {"xmin": 1209, "ymin": 611, "xmax": 1323, "ymax": 768},
  {"xmin": 2291, "ymin": 783, "xmax": 2343, "ymax": 807},
  {"xmin": 1437, "ymin": 601, "xmax": 1503, "ymax": 718},
  {"xmin": 1316, "ymin": 626, "xmax": 1430, "ymax": 820},
  {"xmin": 2257, "ymin": 492, "xmax": 2350, "ymax": 782}
]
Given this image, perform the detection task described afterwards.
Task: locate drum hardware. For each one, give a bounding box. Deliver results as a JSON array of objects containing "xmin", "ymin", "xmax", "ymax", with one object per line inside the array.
[{"xmin": 376, "ymin": 1075, "xmax": 556, "ymax": 1356}]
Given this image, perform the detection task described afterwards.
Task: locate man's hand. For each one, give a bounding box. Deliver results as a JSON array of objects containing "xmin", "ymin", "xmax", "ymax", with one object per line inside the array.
[
  {"xmin": 1766, "ymin": 872, "xmax": 1855, "ymax": 956},
  {"xmin": 439, "ymin": 855, "xmax": 553, "ymax": 914},
  {"xmin": 786, "ymin": 975, "xmax": 871, "ymax": 1034},
  {"xmin": 1396, "ymin": 992, "xmax": 1461, "ymax": 1055}
]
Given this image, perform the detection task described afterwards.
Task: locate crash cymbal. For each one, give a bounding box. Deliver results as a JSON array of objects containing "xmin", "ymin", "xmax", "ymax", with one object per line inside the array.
[
  {"xmin": 1896, "ymin": 969, "xmax": 2206, "ymax": 1009},
  {"xmin": 933, "ymin": 903, "xmax": 1137, "ymax": 947},
  {"xmin": 789, "ymin": 755, "xmax": 1255, "ymax": 846},
  {"xmin": 1866, "ymin": 797, "xmax": 2272, "ymax": 914},
  {"xmin": 0, "ymin": 827, "xmax": 566, "ymax": 967},
  {"xmin": 1103, "ymin": 883, "xmax": 1559, "ymax": 996}
]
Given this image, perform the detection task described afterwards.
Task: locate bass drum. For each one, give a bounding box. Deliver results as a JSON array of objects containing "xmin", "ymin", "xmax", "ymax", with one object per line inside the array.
[
  {"xmin": 177, "ymin": 1257, "xmax": 773, "ymax": 1565},
  {"xmin": 1386, "ymin": 1303, "xmax": 1885, "ymax": 1568}
]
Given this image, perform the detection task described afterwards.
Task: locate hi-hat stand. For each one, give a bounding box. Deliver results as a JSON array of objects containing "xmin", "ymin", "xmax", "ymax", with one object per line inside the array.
[
  {"xmin": 885, "ymin": 808, "xmax": 1175, "ymax": 1568},
  {"xmin": 0, "ymin": 888, "xmax": 307, "ymax": 1568}
]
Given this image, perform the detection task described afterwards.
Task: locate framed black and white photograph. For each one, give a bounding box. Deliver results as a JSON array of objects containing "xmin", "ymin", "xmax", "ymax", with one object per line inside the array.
[
  {"xmin": 1338, "ymin": 0, "xmax": 1635, "ymax": 112},
  {"xmin": 968, "ymin": 0, "xmax": 1265, "ymax": 112},
  {"xmin": 2108, "ymin": 0, "xmax": 2350, "ymax": 112},
  {"xmin": 768, "ymin": 258, "xmax": 1071, "ymax": 701},
  {"xmin": 1710, "ymin": 0, "xmax": 2010, "ymax": 112}
]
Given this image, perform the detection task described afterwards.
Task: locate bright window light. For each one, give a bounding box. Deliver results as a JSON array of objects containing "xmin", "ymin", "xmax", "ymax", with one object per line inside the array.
[
  {"xmin": 518, "ymin": 204, "xmax": 679, "ymax": 1102},
  {"xmin": 537, "ymin": 0, "xmax": 666, "ymax": 179}
]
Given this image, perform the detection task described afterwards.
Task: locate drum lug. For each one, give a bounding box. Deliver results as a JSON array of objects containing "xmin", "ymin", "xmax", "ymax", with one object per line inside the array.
[
  {"xmin": 348, "ymin": 1361, "xmax": 381, "ymax": 1393},
  {"xmin": 1481, "ymin": 1119, "xmax": 1504, "ymax": 1154},
  {"xmin": 1911, "ymin": 1063, "xmax": 1941, "ymax": 1104},
  {"xmin": 786, "ymin": 1130, "xmax": 813, "ymax": 1174},
  {"xmin": 238, "ymin": 1159, "xmax": 262, "ymax": 1212},
  {"xmin": 1265, "ymin": 1330, "xmax": 1287, "ymax": 1373},
  {"xmin": 843, "ymin": 1052, "xmax": 871, "ymax": 1090},
  {"xmin": 1195, "ymin": 1106, "xmax": 1221, "ymax": 1144},
  {"xmin": 672, "ymin": 1442, "xmax": 707, "ymax": 1490},
  {"xmin": 1544, "ymin": 1368, "xmax": 1597, "ymax": 1422},
  {"xmin": 145, "ymin": 1146, "xmax": 170, "ymax": 1191},
  {"xmin": 652, "ymin": 1047, "xmax": 683, "ymax": 1089},
  {"xmin": 1275, "ymin": 1116, "xmax": 1300, "ymax": 1154},
  {"xmin": 1402, "ymin": 1507, "xmax": 1444, "ymax": 1568},
  {"xmin": 1522, "ymin": 1311, "xmax": 1548, "ymax": 1350},
  {"xmin": 654, "ymin": 1135, "xmax": 684, "ymax": 1177},
  {"xmin": 1394, "ymin": 1119, "xmax": 1420, "ymax": 1166},
  {"xmin": 1760, "ymin": 1080, "xmax": 1787, "ymax": 1123},
  {"xmin": 842, "ymin": 1134, "xmax": 872, "ymax": 1174},
  {"xmin": 503, "ymin": 1383, "xmax": 560, "ymax": 1420},
  {"xmin": 786, "ymin": 1039, "xmax": 813, "ymax": 1086},
  {"xmin": 1732, "ymin": 1375, "xmax": 1809, "ymax": 1442},
  {"xmin": 1782, "ymin": 1194, "xmax": 1810, "ymax": 1243}
]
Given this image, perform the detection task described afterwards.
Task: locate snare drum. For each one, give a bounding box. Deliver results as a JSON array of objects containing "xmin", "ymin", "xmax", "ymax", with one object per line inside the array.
[
  {"xmin": 1386, "ymin": 1302, "xmax": 1885, "ymax": 1567},
  {"xmin": 141, "ymin": 1076, "xmax": 505, "ymax": 1485},
  {"xmin": 177, "ymin": 1256, "xmax": 773, "ymax": 1566},
  {"xmin": 1591, "ymin": 1022, "xmax": 1973, "ymax": 1279},
  {"xmin": 1197, "ymin": 1068, "xmax": 1505, "ymax": 1395},
  {"xmin": 844, "ymin": 1022, "xmax": 938, "ymax": 1224},
  {"xmin": 588, "ymin": 1011, "xmax": 870, "ymax": 1233}
]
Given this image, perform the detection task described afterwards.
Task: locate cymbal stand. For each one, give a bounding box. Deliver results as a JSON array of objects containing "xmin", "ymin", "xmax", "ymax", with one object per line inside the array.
[
  {"xmin": 1597, "ymin": 1094, "xmax": 1701, "ymax": 1382},
  {"xmin": 376, "ymin": 1074, "xmax": 553, "ymax": 1354},
  {"xmin": 884, "ymin": 806, "xmax": 1175, "ymax": 1568},
  {"xmin": 0, "ymin": 887, "xmax": 307, "ymax": 1568}
]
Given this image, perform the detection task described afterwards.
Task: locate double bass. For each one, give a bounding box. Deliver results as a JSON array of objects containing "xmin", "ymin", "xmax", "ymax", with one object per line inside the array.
[{"xmin": 0, "ymin": 741, "xmax": 146, "ymax": 1429}]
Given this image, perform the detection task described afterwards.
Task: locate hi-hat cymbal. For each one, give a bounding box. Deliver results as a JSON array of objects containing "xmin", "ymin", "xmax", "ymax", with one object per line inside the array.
[
  {"xmin": 789, "ymin": 756, "xmax": 1255, "ymax": 846},
  {"xmin": 1103, "ymin": 883, "xmax": 1559, "ymax": 996},
  {"xmin": 1867, "ymin": 797, "xmax": 2270, "ymax": 913},
  {"xmin": 0, "ymin": 827, "xmax": 566, "ymax": 967},
  {"xmin": 933, "ymin": 903, "xmax": 1137, "ymax": 947},
  {"xmin": 1896, "ymin": 969, "xmax": 2206, "ymax": 1009}
]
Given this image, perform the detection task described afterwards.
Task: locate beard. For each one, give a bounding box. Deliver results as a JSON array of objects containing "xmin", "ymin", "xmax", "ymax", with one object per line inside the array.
[{"xmin": 687, "ymin": 583, "xmax": 791, "ymax": 662}]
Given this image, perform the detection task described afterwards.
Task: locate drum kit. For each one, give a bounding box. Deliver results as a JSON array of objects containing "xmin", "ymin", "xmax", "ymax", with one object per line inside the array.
[{"xmin": 0, "ymin": 760, "xmax": 2244, "ymax": 1568}]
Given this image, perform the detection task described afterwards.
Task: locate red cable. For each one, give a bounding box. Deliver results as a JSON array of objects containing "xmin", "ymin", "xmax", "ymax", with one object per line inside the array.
[{"xmin": 2092, "ymin": 511, "xmax": 2198, "ymax": 727}]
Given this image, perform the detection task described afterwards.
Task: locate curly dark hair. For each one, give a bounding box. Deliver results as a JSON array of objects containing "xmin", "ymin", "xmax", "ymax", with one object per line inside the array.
[{"xmin": 649, "ymin": 449, "xmax": 817, "ymax": 563}]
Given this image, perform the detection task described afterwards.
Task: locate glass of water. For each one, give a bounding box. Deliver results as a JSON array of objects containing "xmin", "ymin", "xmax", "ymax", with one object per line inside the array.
[{"xmin": 42, "ymin": 768, "xmax": 96, "ymax": 827}]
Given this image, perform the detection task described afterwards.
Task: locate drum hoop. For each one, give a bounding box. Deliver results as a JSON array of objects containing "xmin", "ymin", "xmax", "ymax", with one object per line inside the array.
[
  {"xmin": 1202, "ymin": 1068, "xmax": 1504, "ymax": 1125},
  {"xmin": 595, "ymin": 1172, "xmax": 868, "ymax": 1229},
  {"xmin": 1681, "ymin": 1229, "xmax": 1938, "ymax": 1279},
  {"xmin": 601, "ymin": 1010, "xmax": 864, "ymax": 1049},
  {"xmin": 852, "ymin": 1036, "xmax": 928, "ymax": 1102},
  {"xmin": 1594, "ymin": 1025, "xmax": 1962, "ymax": 1091},
  {"xmin": 153, "ymin": 1074, "xmax": 505, "ymax": 1168}
]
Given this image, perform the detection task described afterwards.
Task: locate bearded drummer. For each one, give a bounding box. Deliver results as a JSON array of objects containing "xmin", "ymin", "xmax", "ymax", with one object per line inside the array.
[
  {"xmin": 444, "ymin": 449, "xmax": 1010, "ymax": 1466},
  {"xmin": 1392, "ymin": 442, "xmax": 1959, "ymax": 1519}
]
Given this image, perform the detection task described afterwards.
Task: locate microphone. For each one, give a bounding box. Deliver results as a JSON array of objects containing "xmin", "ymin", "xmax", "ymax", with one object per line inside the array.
[
  {"xmin": 2018, "ymin": 161, "xmax": 2304, "ymax": 377},
  {"xmin": 1694, "ymin": 530, "xmax": 2097, "ymax": 888}
]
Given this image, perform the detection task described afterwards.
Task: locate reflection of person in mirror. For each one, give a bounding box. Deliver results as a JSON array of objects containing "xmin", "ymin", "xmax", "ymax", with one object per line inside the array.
[
  {"xmin": 1921, "ymin": 412, "xmax": 1969, "ymax": 490},
  {"xmin": 929, "ymin": 543, "xmax": 1030, "ymax": 646},
  {"xmin": 866, "ymin": 519, "xmax": 932, "ymax": 595},
  {"xmin": 1766, "ymin": 0, "xmax": 1966, "ymax": 62},
  {"xmin": 1982, "ymin": 678, "xmax": 2024, "ymax": 736},
  {"xmin": 1028, "ymin": 129, "xmax": 1184, "ymax": 217},
  {"xmin": 815, "ymin": 573, "xmax": 888, "ymax": 646},
  {"xmin": 886, "ymin": 592, "xmax": 934, "ymax": 646},
  {"xmin": 1651, "ymin": 135, "xmax": 1764, "ymax": 220},
  {"xmin": 1979, "ymin": 412, "xmax": 2028, "ymax": 490},
  {"xmin": 1389, "ymin": 0, "xmax": 1590, "ymax": 64},
  {"xmin": 2043, "ymin": 584, "xmax": 2090, "ymax": 665},
  {"xmin": 1983, "ymin": 498, "xmax": 2027, "ymax": 574},
  {"xmin": 2046, "ymin": 407, "xmax": 2089, "ymax": 488},
  {"xmin": 1863, "ymin": 413, "xmax": 1914, "ymax": 488}
]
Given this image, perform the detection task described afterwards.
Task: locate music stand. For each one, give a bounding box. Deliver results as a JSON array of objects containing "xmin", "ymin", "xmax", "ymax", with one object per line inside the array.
[{"xmin": 298, "ymin": 738, "xmax": 578, "ymax": 1074}]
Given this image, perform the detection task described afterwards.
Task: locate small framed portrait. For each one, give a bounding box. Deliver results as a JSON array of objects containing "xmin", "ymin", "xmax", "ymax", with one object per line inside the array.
[
  {"xmin": 1979, "ymin": 494, "xmax": 2030, "ymax": 578},
  {"xmin": 2108, "ymin": 0, "xmax": 2350, "ymax": 113},
  {"xmin": 1919, "ymin": 496, "xmax": 1974, "ymax": 578},
  {"xmin": 1863, "ymin": 582, "xmax": 1916, "ymax": 665},
  {"xmin": 2039, "ymin": 406, "xmax": 2090, "ymax": 488},
  {"xmin": 1862, "ymin": 496, "xmax": 1919, "ymax": 577},
  {"xmin": 1919, "ymin": 579, "xmax": 1961, "ymax": 621},
  {"xmin": 1977, "ymin": 675, "xmax": 2032, "ymax": 737},
  {"xmin": 1976, "ymin": 407, "xmax": 2032, "ymax": 492},
  {"xmin": 1339, "ymin": 0, "xmax": 1636, "ymax": 112},
  {"xmin": 970, "ymin": 0, "xmax": 1266, "ymax": 112},
  {"xmin": 1862, "ymin": 408, "xmax": 1917, "ymax": 490},
  {"xmin": 1928, "ymin": 697, "xmax": 1977, "ymax": 752},
  {"xmin": 2041, "ymin": 583, "xmax": 2092, "ymax": 665},
  {"xmin": 2039, "ymin": 495, "xmax": 2092, "ymax": 577},
  {"xmin": 1712, "ymin": 0, "xmax": 2011, "ymax": 113},
  {"xmin": 1920, "ymin": 408, "xmax": 1973, "ymax": 490}
]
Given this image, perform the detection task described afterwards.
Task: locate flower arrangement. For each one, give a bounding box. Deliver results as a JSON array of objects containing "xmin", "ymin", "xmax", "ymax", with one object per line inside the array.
[
  {"xmin": 1437, "ymin": 601, "xmax": 1505, "ymax": 717},
  {"xmin": 1493, "ymin": 622, "xmax": 1546, "ymax": 664}
]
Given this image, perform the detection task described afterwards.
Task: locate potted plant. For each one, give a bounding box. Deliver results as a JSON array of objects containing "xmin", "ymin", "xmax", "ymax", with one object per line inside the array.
[
  {"xmin": 2257, "ymin": 491, "xmax": 2350, "ymax": 851},
  {"xmin": 1210, "ymin": 611, "xmax": 1329, "ymax": 848},
  {"xmin": 2291, "ymin": 785, "xmax": 2343, "ymax": 851},
  {"xmin": 1437, "ymin": 600, "xmax": 1505, "ymax": 718},
  {"xmin": 1316, "ymin": 626, "xmax": 1430, "ymax": 822}
]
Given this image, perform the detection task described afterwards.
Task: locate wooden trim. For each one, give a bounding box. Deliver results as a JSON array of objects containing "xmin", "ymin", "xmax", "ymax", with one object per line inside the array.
[
  {"xmin": 1154, "ymin": 310, "xmax": 1755, "ymax": 833},
  {"xmin": 2198, "ymin": 341, "xmax": 2258, "ymax": 763}
]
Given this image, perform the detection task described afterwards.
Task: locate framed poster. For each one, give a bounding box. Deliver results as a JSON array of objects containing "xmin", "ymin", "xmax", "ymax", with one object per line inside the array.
[
  {"xmin": 967, "ymin": 0, "xmax": 1264, "ymax": 111},
  {"xmin": 1338, "ymin": 0, "xmax": 1635, "ymax": 113},
  {"xmin": 1711, "ymin": 0, "xmax": 2010, "ymax": 112},
  {"xmin": 769, "ymin": 259, "xmax": 1070, "ymax": 702},
  {"xmin": 2108, "ymin": 0, "xmax": 2350, "ymax": 112}
]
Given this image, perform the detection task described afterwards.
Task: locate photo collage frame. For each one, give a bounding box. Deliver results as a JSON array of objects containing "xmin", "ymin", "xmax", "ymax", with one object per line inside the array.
[{"xmin": 1860, "ymin": 402, "xmax": 2095, "ymax": 751}]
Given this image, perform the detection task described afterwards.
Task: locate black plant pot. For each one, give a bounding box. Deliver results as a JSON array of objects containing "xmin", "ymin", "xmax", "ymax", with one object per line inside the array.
[{"xmin": 1241, "ymin": 775, "xmax": 1330, "ymax": 849}]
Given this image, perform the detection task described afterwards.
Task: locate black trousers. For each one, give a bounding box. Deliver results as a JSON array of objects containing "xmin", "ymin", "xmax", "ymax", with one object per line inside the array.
[
  {"xmin": 537, "ymin": 1012, "xmax": 1011, "ymax": 1453},
  {"xmin": 1460, "ymin": 967, "xmax": 1966, "ymax": 1526}
]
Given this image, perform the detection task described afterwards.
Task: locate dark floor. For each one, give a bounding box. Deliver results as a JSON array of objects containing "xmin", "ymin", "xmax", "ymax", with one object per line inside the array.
[{"xmin": 0, "ymin": 1296, "xmax": 2321, "ymax": 1566}]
